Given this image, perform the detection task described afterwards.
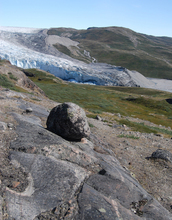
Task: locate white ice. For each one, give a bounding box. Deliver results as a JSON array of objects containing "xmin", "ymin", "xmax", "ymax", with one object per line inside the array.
[
  {"xmin": 0, "ymin": 38, "xmax": 104, "ymax": 84},
  {"xmin": 0, "ymin": 26, "xmax": 43, "ymax": 33}
]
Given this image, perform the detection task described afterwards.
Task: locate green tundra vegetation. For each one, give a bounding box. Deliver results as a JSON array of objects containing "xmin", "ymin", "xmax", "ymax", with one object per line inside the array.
[
  {"xmin": 0, "ymin": 69, "xmax": 28, "ymax": 93},
  {"xmin": 1, "ymin": 56, "xmax": 172, "ymax": 136},
  {"xmin": 24, "ymin": 68, "xmax": 172, "ymax": 136}
]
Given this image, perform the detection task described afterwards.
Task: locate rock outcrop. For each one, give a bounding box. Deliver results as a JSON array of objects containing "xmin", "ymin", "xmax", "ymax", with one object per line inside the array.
[
  {"xmin": 0, "ymin": 87, "xmax": 172, "ymax": 219},
  {"xmin": 46, "ymin": 102, "xmax": 90, "ymax": 141},
  {"xmin": 0, "ymin": 61, "xmax": 46, "ymax": 96},
  {"xmin": 150, "ymin": 149, "xmax": 172, "ymax": 163}
]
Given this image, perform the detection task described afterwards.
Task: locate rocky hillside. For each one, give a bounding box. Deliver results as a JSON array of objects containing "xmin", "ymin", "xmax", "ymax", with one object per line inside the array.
[
  {"xmin": 48, "ymin": 26, "xmax": 172, "ymax": 79},
  {"xmin": 1, "ymin": 56, "xmax": 172, "ymax": 219}
]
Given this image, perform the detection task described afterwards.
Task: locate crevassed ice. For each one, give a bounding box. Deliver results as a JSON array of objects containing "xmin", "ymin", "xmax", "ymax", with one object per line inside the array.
[
  {"xmin": 0, "ymin": 34, "xmax": 139, "ymax": 87},
  {"xmin": 0, "ymin": 40, "xmax": 79, "ymax": 73},
  {"xmin": 0, "ymin": 39, "xmax": 103, "ymax": 85}
]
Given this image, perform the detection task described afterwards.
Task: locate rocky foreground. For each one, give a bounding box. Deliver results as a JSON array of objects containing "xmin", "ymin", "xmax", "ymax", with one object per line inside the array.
[{"xmin": 0, "ymin": 84, "xmax": 172, "ymax": 220}]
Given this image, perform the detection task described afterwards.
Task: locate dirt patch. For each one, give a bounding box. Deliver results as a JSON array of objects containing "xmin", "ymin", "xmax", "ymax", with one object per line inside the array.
[{"xmin": 88, "ymin": 117, "xmax": 172, "ymax": 213}]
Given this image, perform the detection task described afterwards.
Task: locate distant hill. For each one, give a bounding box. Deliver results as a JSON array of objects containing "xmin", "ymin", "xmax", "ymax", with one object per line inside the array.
[{"xmin": 47, "ymin": 26, "xmax": 172, "ymax": 79}]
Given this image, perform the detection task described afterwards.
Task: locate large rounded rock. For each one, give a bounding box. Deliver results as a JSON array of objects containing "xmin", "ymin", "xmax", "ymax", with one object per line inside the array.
[{"xmin": 46, "ymin": 102, "xmax": 90, "ymax": 141}]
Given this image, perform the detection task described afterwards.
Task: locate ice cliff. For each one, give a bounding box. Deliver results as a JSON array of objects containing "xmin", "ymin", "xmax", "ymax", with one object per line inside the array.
[{"xmin": 0, "ymin": 27, "xmax": 153, "ymax": 87}]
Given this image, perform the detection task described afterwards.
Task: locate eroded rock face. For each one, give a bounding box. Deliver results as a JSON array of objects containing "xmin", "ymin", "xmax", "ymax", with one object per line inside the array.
[
  {"xmin": 6, "ymin": 151, "xmax": 87, "ymax": 220},
  {"xmin": 46, "ymin": 102, "xmax": 90, "ymax": 141}
]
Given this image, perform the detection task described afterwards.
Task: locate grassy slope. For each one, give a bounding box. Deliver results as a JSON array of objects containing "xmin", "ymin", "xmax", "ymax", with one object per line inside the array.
[
  {"xmin": 47, "ymin": 27, "xmax": 172, "ymax": 79},
  {"xmin": 25, "ymin": 69, "xmax": 172, "ymax": 135},
  {"xmin": 0, "ymin": 60, "xmax": 28, "ymax": 93},
  {"xmin": 1, "ymin": 62, "xmax": 172, "ymax": 136},
  {"xmin": 0, "ymin": 73, "xmax": 28, "ymax": 93}
]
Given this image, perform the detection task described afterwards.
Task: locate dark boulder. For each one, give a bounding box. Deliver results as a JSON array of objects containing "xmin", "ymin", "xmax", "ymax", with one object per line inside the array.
[
  {"xmin": 46, "ymin": 102, "xmax": 90, "ymax": 141},
  {"xmin": 23, "ymin": 70, "xmax": 35, "ymax": 77},
  {"xmin": 151, "ymin": 149, "xmax": 172, "ymax": 163}
]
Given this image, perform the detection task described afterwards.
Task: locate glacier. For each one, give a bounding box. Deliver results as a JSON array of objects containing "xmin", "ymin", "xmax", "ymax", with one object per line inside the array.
[
  {"xmin": 0, "ymin": 27, "xmax": 155, "ymax": 87},
  {"xmin": 0, "ymin": 39, "xmax": 108, "ymax": 85}
]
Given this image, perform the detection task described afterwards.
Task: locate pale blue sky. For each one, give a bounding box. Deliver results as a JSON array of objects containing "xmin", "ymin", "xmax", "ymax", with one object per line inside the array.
[{"xmin": 0, "ymin": 0, "xmax": 172, "ymax": 37}]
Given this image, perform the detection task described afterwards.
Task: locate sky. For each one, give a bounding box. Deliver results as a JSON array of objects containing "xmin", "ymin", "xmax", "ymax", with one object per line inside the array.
[{"xmin": 0, "ymin": 0, "xmax": 172, "ymax": 37}]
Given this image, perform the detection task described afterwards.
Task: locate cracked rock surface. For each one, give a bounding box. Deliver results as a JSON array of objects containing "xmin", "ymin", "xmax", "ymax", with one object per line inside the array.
[{"xmin": 0, "ymin": 87, "xmax": 172, "ymax": 220}]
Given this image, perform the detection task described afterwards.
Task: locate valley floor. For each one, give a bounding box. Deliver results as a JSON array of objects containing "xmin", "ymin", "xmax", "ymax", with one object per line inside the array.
[{"xmin": 146, "ymin": 78, "xmax": 172, "ymax": 93}]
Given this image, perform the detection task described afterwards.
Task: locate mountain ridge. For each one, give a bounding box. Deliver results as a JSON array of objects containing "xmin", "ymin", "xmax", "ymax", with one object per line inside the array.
[
  {"xmin": 47, "ymin": 26, "xmax": 172, "ymax": 79},
  {"xmin": 0, "ymin": 26, "xmax": 156, "ymax": 88},
  {"xmin": 0, "ymin": 26, "xmax": 172, "ymax": 91}
]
